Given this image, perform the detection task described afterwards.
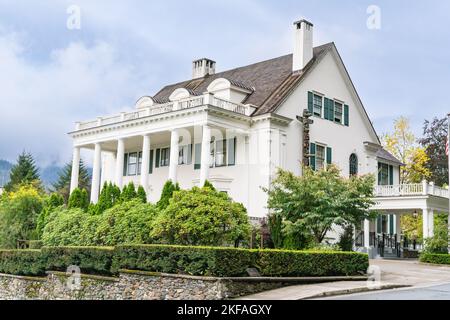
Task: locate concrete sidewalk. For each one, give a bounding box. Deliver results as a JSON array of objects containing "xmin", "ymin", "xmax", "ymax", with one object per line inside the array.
[
  {"xmin": 236, "ymin": 281, "xmax": 408, "ymax": 300},
  {"xmin": 238, "ymin": 259, "xmax": 450, "ymax": 300}
]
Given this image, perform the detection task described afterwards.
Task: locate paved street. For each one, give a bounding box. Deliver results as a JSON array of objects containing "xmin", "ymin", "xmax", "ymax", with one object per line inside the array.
[{"xmin": 320, "ymin": 283, "xmax": 450, "ymax": 300}]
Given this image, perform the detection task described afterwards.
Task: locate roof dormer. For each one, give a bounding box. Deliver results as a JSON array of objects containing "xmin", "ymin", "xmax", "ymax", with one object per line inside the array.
[
  {"xmin": 169, "ymin": 88, "xmax": 191, "ymax": 101},
  {"xmin": 136, "ymin": 96, "xmax": 155, "ymax": 109},
  {"xmin": 207, "ymin": 78, "xmax": 253, "ymax": 103}
]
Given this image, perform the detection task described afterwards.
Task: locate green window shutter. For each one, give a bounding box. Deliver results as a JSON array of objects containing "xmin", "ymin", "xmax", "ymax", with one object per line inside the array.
[
  {"xmin": 308, "ymin": 91, "xmax": 313, "ymax": 114},
  {"xmin": 344, "ymin": 104, "xmax": 349, "ymax": 126},
  {"xmin": 123, "ymin": 153, "xmax": 128, "ymax": 176},
  {"xmin": 323, "ymin": 98, "xmax": 329, "ymax": 120},
  {"xmin": 310, "ymin": 143, "xmax": 316, "ymax": 171},
  {"xmin": 389, "ymin": 215, "xmax": 394, "ymax": 235},
  {"xmin": 377, "ymin": 216, "xmax": 382, "ymax": 234},
  {"xmin": 329, "ymin": 100, "xmax": 335, "ymax": 122},
  {"xmin": 155, "ymin": 149, "xmax": 160, "ymax": 168},
  {"xmin": 389, "ymin": 165, "xmax": 394, "ymax": 185},
  {"xmin": 149, "ymin": 150, "xmax": 154, "ymax": 174},
  {"xmin": 326, "ymin": 147, "xmax": 332, "ymax": 165},
  {"xmin": 228, "ymin": 138, "xmax": 236, "ymax": 166},
  {"xmin": 187, "ymin": 144, "xmax": 193, "ymax": 165},
  {"xmin": 194, "ymin": 143, "xmax": 201, "ymax": 170}
]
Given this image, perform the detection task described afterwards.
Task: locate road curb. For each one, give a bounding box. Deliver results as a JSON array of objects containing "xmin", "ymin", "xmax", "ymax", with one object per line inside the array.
[{"xmin": 304, "ymin": 284, "xmax": 411, "ymax": 300}]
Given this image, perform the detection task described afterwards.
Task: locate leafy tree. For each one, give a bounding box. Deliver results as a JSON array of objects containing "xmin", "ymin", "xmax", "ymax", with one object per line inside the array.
[
  {"xmin": 264, "ymin": 165, "xmax": 376, "ymax": 244},
  {"xmin": 156, "ymin": 180, "xmax": 180, "ymax": 210},
  {"xmin": 119, "ymin": 182, "xmax": 137, "ymax": 203},
  {"xmin": 68, "ymin": 188, "xmax": 89, "ymax": 211},
  {"xmin": 152, "ymin": 187, "xmax": 250, "ymax": 246},
  {"xmin": 268, "ymin": 213, "xmax": 284, "ymax": 249},
  {"xmin": 90, "ymin": 182, "xmax": 121, "ymax": 215},
  {"xmin": 419, "ymin": 116, "xmax": 449, "ymax": 187},
  {"xmin": 401, "ymin": 214, "xmax": 423, "ymax": 243},
  {"xmin": 423, "ymin": 215, "xmax": 449, "ymax": 254},
  {"xmin": 36, "ymin": 193, "xmax": 64, "ymax": 238},
  {"xmin": 4, "ymin": 152, "xmax": 42, "ymax": 192},
  {"xmin": 137, "ymin": 186, "xmax": 147, "ymax": 203},
  {"xmin": 382, "ymin": 117, "xmax": 431, "ymax": 184},
  {"xmin": 0, "ymin": 186, "xmax": 44, "ymax": 248},
  {"xmin": 51, "ymin": 159, "xmax": 91, "ymax": 203},
  {"xmin": 338, "ymin": 225, "xmax": 354, "ymax": 252}
]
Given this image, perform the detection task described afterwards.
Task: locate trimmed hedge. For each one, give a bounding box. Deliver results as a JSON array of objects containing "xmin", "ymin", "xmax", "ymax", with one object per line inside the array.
[
  {"xmin": 113, "ymin": 245, "xmax": 256, "ymax": 277},
  {"xmin": 42, "ymin": 247, "xmax": 115, "ymax": 275},
  {"xmin": 0, "ymin": 245, "xmax": 369, "ymax": 278},
  {"xmin": 420, "ymin": 253, "xmax": 450, "ymax": 265},
  {"xmin": 257, "ymin": 250, "xmax": 369, "ymax": 277},
  {"xmin": 0, "ymin": 250, "xmax": 45, "ymax": 276}
]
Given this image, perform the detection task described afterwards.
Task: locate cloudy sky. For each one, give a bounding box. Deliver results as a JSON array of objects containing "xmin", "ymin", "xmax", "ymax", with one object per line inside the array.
[{"xmin": 0, "ymin": 0, "xmax": 449, "ymax": 166}]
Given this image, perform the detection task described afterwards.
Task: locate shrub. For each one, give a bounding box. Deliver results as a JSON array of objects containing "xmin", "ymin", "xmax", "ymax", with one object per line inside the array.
[
  {"xmin": 29, "ymin": 240, "xmax": 44, "ymax": 249},
  {"xmin": 152, "ymin": 187, "xmax": 250, "ymax": 246},
  {"xmin": 120, "ymin": 182, "xmax": 137, "ymax": 203},
  {"xmin": 68, "ymin": 188, "xmax": 89, "ymax": 211},
  {"xmin": 420, "ymin": 253, "xmax": 450, "ymax": 265},
  {"xmin": 137, "ymin": 186, "xmax": 147, "ymax": 203},
  {"xmin": 257, "ymin": 250, "xmax": 368, "ymax": 277},
  {"xmin": 90, "ymin": 183, "xmax": 122, "ymax": 215},
  {"xmin": 41, "ymin": 246, "xmax": 115, "ymax": 275},
  {"xmin": 0, "ymin": 250, "xmax": 45, "ymax": 276},
  {"xmin": 157, "ymin": 180, "xmax": 180, "ymax": 210},
  {"xmin": 338, "ymin": 225, "xmax": 354, "ymax": 252},
  {"xmin": 203, "ymin": 180, "xmax": 216, "ymax": 191},
  {"xmin": 113, "ymin": 244, "xmax": 256, "ymax": 277},
  {"xmin": 423, "ymin": 222, "xmax": 449, "ymax": 254},
  {"xmin": 36, "ymin": 193, "xmax": 64, "ymax": 238},
  {"xmin": 0, "ymin": 185, "xmax": 44, "ymax": 248},
  {"xmin": 94, "ymin": 200, "xmax": 157, "ymax": 246}
]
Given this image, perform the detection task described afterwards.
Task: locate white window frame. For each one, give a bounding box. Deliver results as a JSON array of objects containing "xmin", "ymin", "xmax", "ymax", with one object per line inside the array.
[
  {"xmin": 313, "ymin": 94, "xmax": 323, "ymax": 117},
  {"xmin": 315, "ymin": 144, "xmax": 326, "ymax": 171},
  {"xmin": 160, "ymin": 147, "xmax": 170, "ymax": 167},
  {"xmin": 334, "ymin": 101, "xmax": 343, "ymax": 124}
]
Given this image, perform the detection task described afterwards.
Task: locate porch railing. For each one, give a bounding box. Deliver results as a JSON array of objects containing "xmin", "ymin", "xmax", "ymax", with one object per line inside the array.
[
  {"xmin": 75, "ymin": 94, "xmax": 254, "ymax": 131},
  {"xmin": 374, "ymin": 182, "xmax": 449, "ymax": 199}
]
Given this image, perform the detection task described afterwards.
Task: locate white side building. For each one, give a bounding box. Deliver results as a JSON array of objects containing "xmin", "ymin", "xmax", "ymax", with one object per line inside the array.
[{"xmin": 69, "ymin": 20, "xmax": 448, "ymax": 256}]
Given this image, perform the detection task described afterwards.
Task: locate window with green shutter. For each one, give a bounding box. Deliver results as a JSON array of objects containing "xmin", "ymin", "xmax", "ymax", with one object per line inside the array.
[
  {"xmin": 149, "ymin": 150, "xmax": 154, "ymax": 174},
  {"xmin": 326, "ymin": 147, "xmax": 332, "ymax": 165},
  {"xmin": 344, "ymin": 104, "xmax": 349, "ymax": 126},
  {"xmin": 194, "ymin": 143, "xmax": 201, "ymax": 170},
  {"xmin": 308, "ymin": 91, "xmax": 314, "ymax": 114},
  {"xmin": 389, "ymin": 215, "xmax": 394, "ymax": 235},
  {"xmin": 389, "ymin": 165, "xmax": 394, "ymax": 185},
  {"xmin": 123, "ymin": 153, "xmax": 128, "ymax": 176},
  {"xmin": 310, "ymin": 143, "xmax": 316, "ymax": 171},
  {"xmin": 155, "ymin": 149, "xmax": 160, "ymax": 168}
]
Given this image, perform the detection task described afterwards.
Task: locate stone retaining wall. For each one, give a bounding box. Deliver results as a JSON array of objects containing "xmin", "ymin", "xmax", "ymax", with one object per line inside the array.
[{"xmin": 0, "ymin": 270, "xmax": 366, "ymax": 300}]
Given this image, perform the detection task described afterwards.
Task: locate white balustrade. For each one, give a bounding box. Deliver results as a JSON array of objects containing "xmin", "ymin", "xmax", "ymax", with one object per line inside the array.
[
  {"xmin": 75, "ymin": 94, "xmax": 251, "ymax": 131},
  {"xmin": 374, "ymin": 183, "xmax": 449, "ymax": 199}
]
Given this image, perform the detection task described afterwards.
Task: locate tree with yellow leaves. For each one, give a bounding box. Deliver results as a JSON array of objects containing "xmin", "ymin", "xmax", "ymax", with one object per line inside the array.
[{"xmin": 382, "ymin": 117, "xmax": 431, "ymax": 184}]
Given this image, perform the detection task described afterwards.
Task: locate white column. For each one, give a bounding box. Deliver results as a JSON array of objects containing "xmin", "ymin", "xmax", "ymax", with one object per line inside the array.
[
  {"xmin": 70, "ymin": 146, "xmax": 81, "ymax": 193},
  {"xmin": 115, "ymin": 138, "xmax": 125, "ymax": 189},
  {"xmin": 141, "ymin": 134, "xmax": 151, "ymax": 190},
  {"xmin": 429, "ymin": 209, "xmax": 435, "ymax": 237},
  {"xmin": 423, "ymin": 208, "xmax": 429, "ymax": 239},
  {"xmin": 364, "ymin": 219, "xmax": 370, "ymax": 249},
  {"xmin": 395, "ymin": 214, "xmax": 402, "ymax": 236},
  {"xmin": 169, "ymin": 129, "xmax": 179, "ymax": 183},
  {"xmin": 91, "ymin": 143, "xmax": 102, "ymax": 203},
  {"xmin": 200, "ymin": 125, "xmax": 211, "ymax": 186}
]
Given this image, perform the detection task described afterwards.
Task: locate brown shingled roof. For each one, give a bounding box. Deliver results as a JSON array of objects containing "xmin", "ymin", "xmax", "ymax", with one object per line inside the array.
[{"xmin": 152, "ymin": 43, "xmax": 334, "ymax": 115}]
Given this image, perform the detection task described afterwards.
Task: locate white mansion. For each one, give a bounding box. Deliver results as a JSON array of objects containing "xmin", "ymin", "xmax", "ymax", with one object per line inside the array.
[{"xmin": 69, "ymin": 20, "xmax": 449, "ymax": 256}]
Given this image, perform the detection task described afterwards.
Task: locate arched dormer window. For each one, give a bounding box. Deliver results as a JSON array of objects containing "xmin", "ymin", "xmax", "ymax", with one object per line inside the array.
[
  {"xmin": 135, "ymin": 96, "xmax": 154, "ymax": 109},
  {"xmin": 169, "ymin": 88, "xmax": 191, "ymax": 102},
  {"xmin": 207, "ymin": 78, "xmax": 253, "ymax": 103},
  {"xmin": 349, "ymin": 153, "xmax": 358, "ymax": 177}
]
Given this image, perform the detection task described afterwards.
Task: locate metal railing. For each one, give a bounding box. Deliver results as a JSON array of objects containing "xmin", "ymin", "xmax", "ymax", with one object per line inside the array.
[{"xmin": 75, "ymin": 94, "xmax": 252, "ymax": 131}]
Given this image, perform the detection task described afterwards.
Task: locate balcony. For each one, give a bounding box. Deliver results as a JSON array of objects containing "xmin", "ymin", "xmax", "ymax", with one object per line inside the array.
[
  {"xmin": 75, "ymin": 94, "xmax": 255, "ymax": 131},
  {"xmin": 374, "ymin": 182, "xmax": 449, "ymax": 199}
]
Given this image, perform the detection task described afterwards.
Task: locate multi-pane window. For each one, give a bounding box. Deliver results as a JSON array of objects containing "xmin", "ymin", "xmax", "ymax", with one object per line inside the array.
[
  {"xmin": 378, "ymin": 163, "xmax": 389, "ymax": 186},
  {"xmin": 316, "ymin": 145, "xmax": 325, "ymax": 171},
  {"xmin": 349, "ymin": 154, "xmax": 358, "ymax": 176},
  {"xmin": 128, "ymin": 152, "xmax": 138, "ymax": 176},
  {"xmin": 178, "ymin": 145, "xmax": 192, "ymax": 165},
  {"xmin": 215, "ymin": 140, "xmax": 227, "ymax": 167},
  {"xmin": 334, "ymin": 101, "xmax": 343, "ymax": 124},
  {"xmin": 160, "ymin": 148, "xmax": 170, "ymax": 167},
  {"xmin": 313, "ymin": 94, "xmax": 323, "ymax": 117},
  {"xmin": 137, "ymin": 152, "xmax": 143, "ymax": 175}
]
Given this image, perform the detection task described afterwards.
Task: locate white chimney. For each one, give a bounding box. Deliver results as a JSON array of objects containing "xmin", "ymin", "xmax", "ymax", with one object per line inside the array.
[
  {"xmin": 192, "ymin": 58, "xmax": 216, "ymax": 79},
  {"xmin": 292, "ymin": 19, "xmax": 314, "ymax": 72}
]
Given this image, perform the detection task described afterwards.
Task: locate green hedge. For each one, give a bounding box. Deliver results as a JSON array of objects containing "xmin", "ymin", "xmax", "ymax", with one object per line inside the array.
[
  {"xmin": 420, "ymin": 253, "xmax": 450, "ymax": 265},
  {"xmin": 113, "ymin": 245, "xmax": 256, "ymax": 277},
  {"xmin": 0, "ymin": 245, "xmax": 369, "ymax": 278},
  {"xmin": 41, "ymin": 247, "xmax": 115, "ymax": 275},
  {"xmin": 0, "ymin": 250, "xmax": 45, "ymax": 276},
  {"xmin": 257, "ymin": 250, "xmax": 369, "ymax": 277}
]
